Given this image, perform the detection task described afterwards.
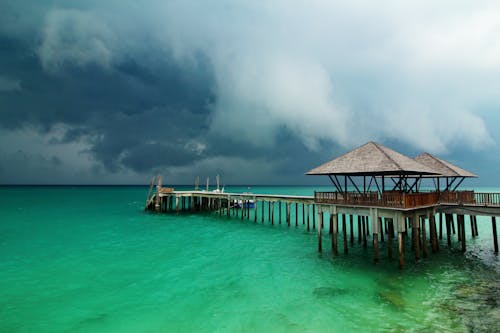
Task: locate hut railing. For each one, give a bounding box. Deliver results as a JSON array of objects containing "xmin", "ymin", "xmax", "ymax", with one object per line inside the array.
[
  {"xmin": 472, "ymin": 192, "xmax": 500, "ymax": 206},
  {"xmin": 314, "ymin": 190, "xmax": 498, "ymax": 208},
  {"xmin": 438, "ymin": 191, "xmax": 475, "ymax": 204}
]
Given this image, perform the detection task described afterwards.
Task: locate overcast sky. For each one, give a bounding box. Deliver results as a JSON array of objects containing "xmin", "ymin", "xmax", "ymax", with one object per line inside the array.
[{"xmin": 1, "ymin": 1, "xmax": 499, "ymax": 185}]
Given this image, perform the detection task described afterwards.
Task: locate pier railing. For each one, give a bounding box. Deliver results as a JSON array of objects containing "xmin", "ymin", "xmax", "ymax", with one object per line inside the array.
[{"xmin": 314, "ymin": 190, "xmax": 500, "ymax": 208}]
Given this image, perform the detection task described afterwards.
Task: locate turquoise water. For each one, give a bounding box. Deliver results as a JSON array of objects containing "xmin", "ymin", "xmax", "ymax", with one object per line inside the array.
[{"xmin": 0, "ymin": 186, "xmax": 499, "ymax": 332}]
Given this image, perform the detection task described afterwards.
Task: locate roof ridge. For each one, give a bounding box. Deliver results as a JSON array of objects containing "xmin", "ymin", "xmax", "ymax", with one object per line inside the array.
[
  {"xmin": 372, "ymin": 142, "xmax": 402, "ymax": 171},
  {"xmin": 424, "ymin": 153, "xmax": 458, "ymax": 176}
]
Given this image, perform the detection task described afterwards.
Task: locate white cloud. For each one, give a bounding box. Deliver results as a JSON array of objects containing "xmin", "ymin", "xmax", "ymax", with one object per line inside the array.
[
  {"xmin": 38, "ymin": 9, "xmax": 115, "ymax": 73},
  {"xmin": 154, "ymin": 0, "xmax": 497, "ymax": 152}
]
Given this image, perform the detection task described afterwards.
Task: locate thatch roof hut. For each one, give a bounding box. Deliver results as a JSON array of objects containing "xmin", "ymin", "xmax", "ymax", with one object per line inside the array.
[
  {"xmin": 306, "ymin": 142, "xmax": 438, "ymax": 176},
  {"xmin": 414, "ymin": 153, "xmax": 477, "ymax": 178}
]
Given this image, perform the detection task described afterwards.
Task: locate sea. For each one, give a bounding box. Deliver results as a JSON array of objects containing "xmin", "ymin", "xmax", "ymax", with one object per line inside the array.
[{"xmin": 0, "ymin": 185, "xmax": 499, "ymax": 332}]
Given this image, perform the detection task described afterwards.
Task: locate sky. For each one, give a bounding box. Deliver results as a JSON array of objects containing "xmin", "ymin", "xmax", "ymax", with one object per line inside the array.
[{"xmin": 0, "ymin": 0, "xmax": 499, "ymax": 185}]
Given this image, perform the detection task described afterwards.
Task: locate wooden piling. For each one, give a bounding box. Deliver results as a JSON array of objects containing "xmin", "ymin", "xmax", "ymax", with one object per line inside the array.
[
  {"xmin": 473, "ymin": 215, "xmax": 479, "ymax": 236},
  {"xmin": 318, "ymin": 212, "xmax": 323, "ymax": 253},
  {"xmin": 430, "ymin": 213, "xmax": 438, "ymax": 253},
  {"xmin": 329, "ymin": 214, "xmax": 333, "ymax": 235},
  {"xmin": 261, "ymin": 200, "xmax": 265, "ymax": 223},
  {"xmin": 301, "ymin": 204, "xmax": 304, "ymax": 225},
  {"xmin": 470, "ymin": 215, "xmax": 475, "ymax": 238},
  {"xmin": 439, "ymin": 213, "xmax": 443, "ymax": 239},
  {"xmin": 313, "ymin": 205, "xmax": 316, "ymax": 229},
  {"xmin": 379, "ymin": 217, "xmax": 384, "ymax": 242},
  {"xmin": 268, "ymin": 201, "xmax": 271, "ymax": 222},
  {"xmin": 398, "ymin": 232, "xmax": 404, "ymax": 269},
  {"xmin": 445, "ymin": 214, "xmax": 452, "ymax": 248},
  {"xmin": 373, "ymin": 235, "xmax": 379, "ymax": 263},
  {"xmin": 422, "ymin": 216, "xmax": 428, "ymax": 258},
  {"xmin": 279, "ymin": 201, "xmax": 282, "ymax": 224},
  {"xmin": 459, "ymin": 214, "xmax": 466, "ymax": 252},
  {"xmin": 492, "ymin": 216, "xmax": 498, "ymax": 254},
  {"xmin": 271, "ymin": 202, "xmax": 275, "ymax": 225},
  {"xmin": 349, "ymin": 215, "xmax": 354, "ymax": 245},
  {"xmin": 362, "ymin": 216, "xmax": 367, "ymax": 248},
  {"xmin": 307, "ymin": 204, "xmax": 310, "ymax": 231},
  {"xmin": 286, "ymin": 203, "xmax": 290, "ymax": 227},
  {"xmin": 295, "ymin": 203, "xmax": 298, "ymax": 227},
  {"xmin": 358, "ymin": 215, "xmax": 362, "ymax": 243},
  {"xmin": 388, "ymin": 219, "xmax": 393, "ymax": 259},
  {"xmin": 332, "ymin": 214, "xmax": 338, "ymax": 256},
  {"xmin": 413, "ymin": 215, "xmax": 420, "ymax": 262},
  {"xmin": 342, "ymin": 214, "xmax": 348, "ymax": 254}
]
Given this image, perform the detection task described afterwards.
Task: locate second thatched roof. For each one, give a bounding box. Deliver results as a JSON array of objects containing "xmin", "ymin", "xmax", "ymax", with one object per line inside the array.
[
  {"xmin": 414, "ymin": 152, "xmax": 477, "ymax": 178},
  {"xmin": 307, "ymin": 142, "xmax": 439, "ymax": 176}
]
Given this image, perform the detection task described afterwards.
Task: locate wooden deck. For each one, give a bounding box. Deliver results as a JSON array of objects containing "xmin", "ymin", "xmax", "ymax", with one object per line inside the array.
[{"xmin": 314, "ymin": 190, "xmax": 499, "ymax": 209}]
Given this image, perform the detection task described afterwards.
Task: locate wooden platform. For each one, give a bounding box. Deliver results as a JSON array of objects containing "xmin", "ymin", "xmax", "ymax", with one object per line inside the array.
[{"xmin": 145, "ymin": 188, "xmax": 500, "ymax": 269}]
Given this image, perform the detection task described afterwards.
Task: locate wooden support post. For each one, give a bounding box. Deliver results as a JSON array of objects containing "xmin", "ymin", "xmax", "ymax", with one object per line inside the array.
[
  {"xmin": 492, "ymin": 216, "xmax": 498, "ymax": 254},
  {"xmin": 332, "ymin": 213, "xmax": 338, "ymax": 256},
  {"xmin": 342, "ymin": 214, "xmax": 348, "ymax": 254},
  {"xmin": 430, "ymin": 213, "xmax": 438, "ymax": 253},
  {"xmin": 439, "ymin": 213, "xmax": 443, "ymax": 239},
  {"xmin": 422, "ymin": 216, "xmax": 428, "ymax": 258},
  {"xmin": 474, "ymin": 215, "xmax": 479, "ymax": 236},
  {"xmin": 313, "ymin": 205, "xmax": 316, "ymax": 229},
  {"xmin": 307, "ymin": 204, "xmax": 310, "ymax": 231},
  {"xmin": 279, "ymin": 201, "xmax": 282, "ymax": 224},
  {"xmin": 445, "ymin": 214, "xmax": 452, "ymax": 248},
  {"xmin": 451, "ymin": 215, "xmax": 456, "ymax": 234},
  {"xmin": 254, "ymin": 199, "xmax": 257, "ymax": 223},
  {"xmin": 388, "ymin": 219, "xmax": 393, "ymax": 260},
  {"xmin": 379, "ymin": 217, "xmax": 384, "ymax": 242},
  {"xmin": 373, "ymin": 211, "xmax": 379, "ymax": 263},
  {"xmin": 271, "ymin": 202, "xmax": 275, "ymax": 225},
  {"xmin": 459, "ymin": 214, "xmax": 466, "ymax": 253},
  {"xmin": 241, "ymin": 200, "xmax": 244, "ymax": 220},
  {"xmin": 329, "ymin": 213, "xmax": 333, "ymax": 235},
  {"xmin": 302, "ymin": 203, "xmax": 305, "ymax": 225},
  {"xmin": 413, "ymin": 214, "xmax": 420, "ymax": 262},
  {"xmin": 349, "ymin": 215, "xmax": 354, "ymax": 245},
  {"xmin": 366, "ymin": 217, "xmax": 370, "ymax": 235},
  {"xmin": 398, "ymin": 232, "xmax": 404, "ymax": 269},
  {"xmin": 362, "ymin": 216, "xmax": 367, "ymax": 248},
  {"xmin": 295, "ymin": 203, "xmax": 298, "ymax": 227},
  {"xmin": 268, "ymin": 201, "xmax": 271, "ymax": 221},
  {"xmin": 470, "ymin": 216, "xmax": 475, "ymax": 238},
  {"xmin": 457, "ymin": 215, "xmax": 462, "ymax": 241},
  {"xmin": 227, "ymin": 198, "xmax": 231, "ymax": 218},
  {"xmin": 261, "ymin": 200, "xmax": 265, "ymax": 223},
  {"xmin": 286, "ymin": 203, "xmax": 290, "ymax": 227},
  {"xmin": 358, "ymin": 215, "xmax": 362, "ymax": 243},
  {"xmin": 318, "ymin": 212, "xmax": 323, "ymax": 253},
  {"xmin": 175, "ymin": 196, "xmax": 179, "ymax": 213}
]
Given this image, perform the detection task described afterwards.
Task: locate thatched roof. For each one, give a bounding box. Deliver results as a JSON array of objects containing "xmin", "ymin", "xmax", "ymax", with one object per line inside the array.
[
  {"xmin": 307, "ymin": 142, "xmax": 439, "ymax": 176},
  {"xmin": 414, "ymin": 153, "xmax": 477, "ymax": 178}
]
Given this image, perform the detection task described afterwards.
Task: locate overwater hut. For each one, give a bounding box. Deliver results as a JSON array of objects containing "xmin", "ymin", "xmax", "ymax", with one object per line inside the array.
[{"xmin": 306, "ymin": 141, "xmax": 441, "ymax": 208}]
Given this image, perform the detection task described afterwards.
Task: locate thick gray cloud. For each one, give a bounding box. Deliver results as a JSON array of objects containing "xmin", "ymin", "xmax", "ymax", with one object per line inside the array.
[{"xmin": 0, "ymin": 0, "xmax": 499, "ymax": 185}]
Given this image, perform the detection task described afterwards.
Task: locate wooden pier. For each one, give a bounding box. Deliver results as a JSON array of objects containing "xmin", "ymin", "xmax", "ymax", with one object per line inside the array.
[
  {"xmin": 144, "ymin": 142, "xmax": 500, "ymax": 269},
  {"xmin": 145, "ymin": 185, "xmax": 500, "ymax": 269}
]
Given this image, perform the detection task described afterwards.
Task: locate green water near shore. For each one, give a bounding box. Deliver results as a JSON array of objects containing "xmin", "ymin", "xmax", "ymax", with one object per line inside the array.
[{"xmin": 0, "ymin": 186, "xmax": 499, "ymax": 332}]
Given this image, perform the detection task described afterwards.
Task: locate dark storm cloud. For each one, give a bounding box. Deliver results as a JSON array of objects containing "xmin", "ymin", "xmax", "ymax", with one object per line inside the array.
[{"xmin": 0, "ymin": 1, "xmax": 499, "ymax": 185}]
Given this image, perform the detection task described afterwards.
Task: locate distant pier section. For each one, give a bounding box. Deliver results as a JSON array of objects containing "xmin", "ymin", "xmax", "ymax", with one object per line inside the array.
[{"xmin": 145, "ymin": 142, "xmax": 500, "ymax": 269}]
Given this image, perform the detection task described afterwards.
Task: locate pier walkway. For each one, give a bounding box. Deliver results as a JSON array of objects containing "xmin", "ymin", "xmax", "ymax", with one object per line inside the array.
[{"xmin": 145, "ymin": 187, "xmax": 500, "ymax": 269}]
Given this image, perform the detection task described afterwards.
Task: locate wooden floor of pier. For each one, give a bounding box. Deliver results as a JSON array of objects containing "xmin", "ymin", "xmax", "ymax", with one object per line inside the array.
[{"xmin": 145, "ymin": 189, "xmax": 500, "ymax": 269}]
